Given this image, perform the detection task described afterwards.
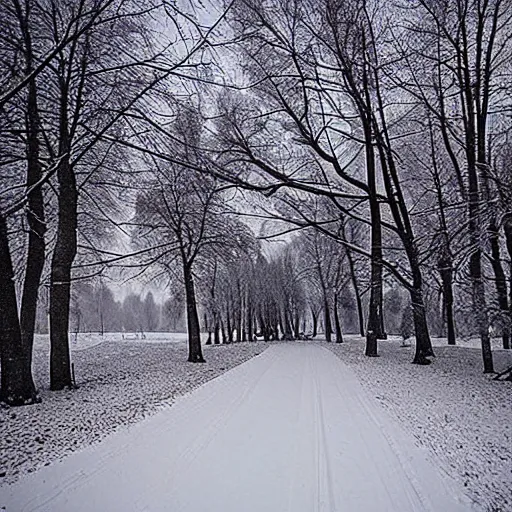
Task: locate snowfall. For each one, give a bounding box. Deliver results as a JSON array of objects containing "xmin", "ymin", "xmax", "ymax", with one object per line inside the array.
[{"xmin": 0, "ymin": 333, "xmax": 510, "ymax": 512}]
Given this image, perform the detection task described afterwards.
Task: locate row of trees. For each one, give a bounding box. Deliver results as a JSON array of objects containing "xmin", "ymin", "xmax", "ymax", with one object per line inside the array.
[
  {"xmin": 208, "ymin": 0, "xmax": 512, "ymax": 370},
  {"xmin": 66, "ymin": 286, "xmax": 185, "ymax": 336},
  {"xmin": 2, "ymin": 0, "xmax": 512, "ymax": 405},
  {"xmin": 0, "ymin": 0, "xmax": 223, "ymax": 403},
  {"xmin": 125, "ymin": 0, "xmax": 512, "ymax": 371}
]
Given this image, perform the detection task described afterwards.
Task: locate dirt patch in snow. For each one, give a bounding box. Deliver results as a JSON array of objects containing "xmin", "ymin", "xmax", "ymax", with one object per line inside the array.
[
  {"xmin": 0, "ymin": 338, "xmax": 268, "ymax": 486},
  {"xmin": 325, "ymin": 336, "xmax": 512, "ymax": 512}
]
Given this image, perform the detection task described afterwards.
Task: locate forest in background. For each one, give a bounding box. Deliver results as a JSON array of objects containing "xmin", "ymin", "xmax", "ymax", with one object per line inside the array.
[
  {"xmin": 33, "ymin": 285, "xmax": 185, "ymax": 336},
  {"xmin": 1, "ymin": 0, "xmax": 512, "ymax": 405}
]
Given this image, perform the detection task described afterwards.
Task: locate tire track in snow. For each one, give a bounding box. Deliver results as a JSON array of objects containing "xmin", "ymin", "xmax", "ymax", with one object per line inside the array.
[
  {"xmin": 168, "ymin": 349, "xmax": 282, "ymax": 511},
  {"xmin": 310, "ymin": 346, "xmax": 336, "ymax": 512}
]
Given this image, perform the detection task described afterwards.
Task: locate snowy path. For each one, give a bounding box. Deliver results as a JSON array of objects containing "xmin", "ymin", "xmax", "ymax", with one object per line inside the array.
[{"xmin": 2, "ymin": 344, "xmax": 478, "ymax": 512}]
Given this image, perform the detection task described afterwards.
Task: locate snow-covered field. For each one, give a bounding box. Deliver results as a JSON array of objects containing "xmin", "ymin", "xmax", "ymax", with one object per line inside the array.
[
  {"xmin": 325, "ymin": 336, "xmax": 512, "ymax": 512},
  {"xmin": 430, "ymin": 334, "xmax": 511, "ymax": 351},
  {"xmin": 1, "ymin": 333, "xmax": 510, "ymax": 511},
  {"xmin": 0, "ymin": 333, "xmax": 267, "ymax": 486},
  {"xmin": 2, "ymin": 344, "xmax": 477, "ymax": 512},
  {"xmin": 35, "ymin": 331, "xmax": 196, "ymax": 354}
]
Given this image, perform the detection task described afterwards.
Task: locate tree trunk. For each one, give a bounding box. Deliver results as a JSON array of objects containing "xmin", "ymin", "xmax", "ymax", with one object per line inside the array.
[
  {"xmin": 334, "ymin": 294, "xmax": 343, "ymax": 343},
  {"xmin": 430, "ymin": 113, "xmax": 456, "ymax": 346},
  {"xmin": 346, "ymin": 249, "xmax": 365, "ymax": 337},
  {"xmin": 258, "ymin": 314, "xmax": 268, "ymax": 341},
  {"xmin": 311, "ymin": 308, "xmax": 318, "ymax": 338},
  {"xmin": 371, "ymin": 43, "xmax": 436, "ymax": 360},
  {"xmin": 221, "ymin": 319, "xmax": 227, "ymax": 344},
  {"xmin": 470, "ymin": 251, "xmax": 494, "ymax": 372},
  {"xmin": 376, "ymin": 143, "xmax": 434, "ymax": 361},
  {"xmin": 20, "ymin": 44, "xmax": 46, "ymax": 375},
  {"xmin": 489, "ymin": 222, "xmax": 509, "ymax": 349},
  {"xmin": 468, "ymin": 131, "xmax": 493, "ymax": 370},
  {"xmin": 293, "ymin": 312, "xmax": 300, "ymax": 339},
  {"xmin": 236, "ymin": 310, "xmax": 242, "ymax": 342},
  {"xmin": 466, "ymin": 56, "xmax": 493, "ymax": 372},
  {"xmin": 438, "ymin": 255, "xmax": 456, "ymax": 345},
  {"xmin": 324, "ymin": 300, "xmax": 332, "ymax": 343},
  {"xmin": 407, "ymin": 247, "xmax": 435, "ymax": 361},
  {"xmin": 183, "ymin": 263, "xmax": 205, "ymax": 362},
  {"xmin": 282, "ymin": 309, "xmax": 294, "ymax": 341},
  {"xmin": 504, "ymin": 214, "xmax": 512, "ymax": 350},
  {"xmin": 365, "ymin": 216, "xmax": 382, "ymax": 356},
  {"xmin": 246, "ymin": 298, "xmax": 253, "ymax": 341},
  {"xmin": 214, "ymin": 322, "xmax": 220, "ymax": 345},
  {"xmin": 49, "ymin": 151, "xmax": 76, "ymax": 390},
  {"xmin": 278, "ymin": 313, "xmax": 285, "ymax": 339},
  {"xmin": 410, "ymin": 287, "xmax": 432, "ymax": 365},
  {"xmin": 272, "ymin": 320, "xmax": 279, "ymax": 341},
  {"xmin": 365, "ymin": 126, "xmax": 384, "ymax": 355},
  {"xmin": 378, "ymin": 300, "xmax": 387, "ymax": 339},
  {"xmin": 226, "ymin": 307, "xmax": 233, "ymax": 343},
  {"xmin": 205, "ymin": 314, "xmax": 212, "ymax": 345},
  {"xmin": 0, "ymin": 215, "xmax": 38, "ymax": 405},
  {"xmin": 439, "ymin": 265, "xmax": 456, "ymax": 345}
]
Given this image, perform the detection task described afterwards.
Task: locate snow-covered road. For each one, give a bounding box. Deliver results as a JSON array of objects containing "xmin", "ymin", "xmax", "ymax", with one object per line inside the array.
[{"xmin": 2, "ymin": 343, "xmax": 479, "ymax": 512}]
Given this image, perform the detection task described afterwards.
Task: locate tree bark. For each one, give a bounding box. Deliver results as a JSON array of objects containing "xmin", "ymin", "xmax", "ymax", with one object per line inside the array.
[
  {"xmin": 410, "ymin": 287, "xmax": 432, "ymax": 365},
  {"xmin": 334, "ymin": 294, "xmax": 343, "ymax": 343},
  {"xmin": 246, "ymin": 296, "xmax": 253, "ymax": 341},
  {"xmin": 365, "ymin": 197, "xmax": 383, "ymax": 355},
  {"xmin": 221, "ymin": 319, "xmax": 227, "ymax": 344},
  {"xmin": 205, "ymin": 313, "xmax": 212, "ymax": 345},
  {"xmin": 183, "ymin": 263, "xmax": 205, "ymax": 362},
  {"xmin": 464, "ymin": 24, "xmax": 494, "ymax": 372},
  {"xmin": 504, "ymin": 214, "xmax": 512, "ymax": 350},
  {"xmin": 324, "ymin": 299, "xmax": 332, "ymax": 342},
  {"xmin": 470, "ymin": 252, "xmax": 493, "ymax": 372},
  {"xmin": 364, "ymin": 120, "xmax": 384, "ymax": 355},
  {"xmin": 293, "ymin": 311, "xmax": 300, "ymax": 339},
  {"xmin": 49, "ymin": 149, "xmax": 76, "ymax": 390},
  {"xmin": 346, "ymin": 249, "xmax": 365, "ymax": 337},
  {"xmin": 0, "ymin": 215, "xmax": 38, "ymax": 405},
  {"xmin": 282, "ymin": 309, "xmax": 294, "ymax": 341},
  {"xmin": 19, "ymin": 5, "xmax": 46, "ymax": 375},
  {"xmin": 237, "ymin": 309, "xmax": 242, "ymax": 342},
  {"xmin": 438, "ymin": 256, "xmax": 456, "ymax": 345},
  {"xmin": 489, "ymin": 222, "xmax": 510, "ymax": 349},
  {"xmin": 226, "ymin": 307, "xmax": 233, "ymax": 343},
  {"xmin": 311, "ymin": 308, "xmax": 318, "ymax": 338}
]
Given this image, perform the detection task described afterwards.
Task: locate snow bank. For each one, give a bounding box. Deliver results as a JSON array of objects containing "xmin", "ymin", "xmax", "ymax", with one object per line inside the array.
[
  {"xmin": 0, "ymin": 336, "xmax": 267, "ymax": 486},
  {"xmin": 324, "ymin": 336, "xmax": 512, "ymax": 512}
]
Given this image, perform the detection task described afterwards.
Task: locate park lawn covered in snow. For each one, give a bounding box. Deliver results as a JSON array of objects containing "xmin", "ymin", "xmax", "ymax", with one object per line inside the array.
[
  {"xmin": 325, "ymin": 336, "xmax": 512, "ymax": 512},
  {"xmin": 0, "ymin": 333, "xmax": 267, "ymax": 486},
  {"xmin": 35, "ymin": 331, "xmax": 195, "ymax": 354},
  {"xmin": 1, "ymin": 333, "xmax": 510, "ymax": 511},
  {"xmin": 2, "ymin": 343, "xmax": 477, "ymax": 512}
]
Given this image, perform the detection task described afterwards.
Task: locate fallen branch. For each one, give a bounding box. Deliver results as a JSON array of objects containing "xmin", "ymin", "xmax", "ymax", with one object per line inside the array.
[{"xmin": 493, "ymin": 365, "xmax": 512, "ymax": 381}]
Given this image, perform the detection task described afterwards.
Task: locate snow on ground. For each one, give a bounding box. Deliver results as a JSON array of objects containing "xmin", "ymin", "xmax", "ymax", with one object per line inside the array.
[
  {"xmin": 324, "ymin": 336, "xmax": 512, "ymax": 512},
  {"xmin": 2, "ymin": 343, "xmax": 477, "ymax": 512},
  {"xmin": 0, "ymin": 334, "xmax": 267, "ymax": 487},
  {"xmin": 429, "ymin": 335, "xmax": 510, "ymax": 351},
  {"xmin": 34, "ymin": 331, "xmax": 200, "ymax": 353}
]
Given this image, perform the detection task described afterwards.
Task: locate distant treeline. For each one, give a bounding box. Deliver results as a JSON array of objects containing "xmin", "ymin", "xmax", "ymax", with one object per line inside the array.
[{"xmin": 34, "ymin": 283, "xmax": 185, "ymax": 335}]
